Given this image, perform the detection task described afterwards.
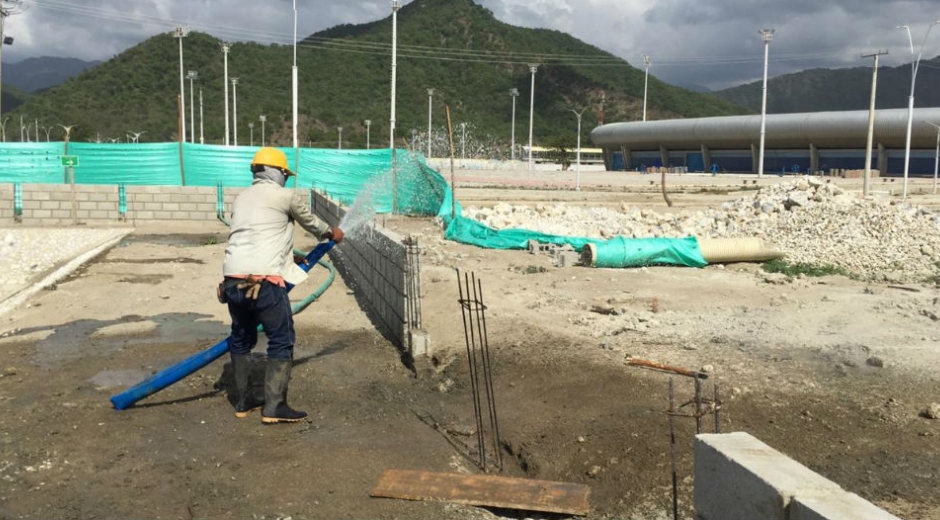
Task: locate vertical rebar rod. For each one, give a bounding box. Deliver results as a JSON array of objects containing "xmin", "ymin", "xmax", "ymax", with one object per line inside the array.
[
  {"xmin": 669, "ymin": 378, "xmax": 678, "ymax": 520},
  {"xmin": 475, "ymin": 274, "xmax": 502, "ymax": 471},
  {"xmin": 714, "ymin": 384, "xmax": 721, "ymax": 434},
  {"xmin": 405, "ymin": 239, "xmax": 415, "ymax": 330},
  {"xmin": 457, "ymin": 270, "xmax": 486, "ymax": 470},
  {"xmin": 414, "ymin": 239, "xmax": 423, "ymax": 329},
  {"xmin": 694, "ymin": 376, "xmax": 703, "ymax": 435},
  {"xmin": 467, "ymin": 272, "xmax": 488, "ymax": 470}
]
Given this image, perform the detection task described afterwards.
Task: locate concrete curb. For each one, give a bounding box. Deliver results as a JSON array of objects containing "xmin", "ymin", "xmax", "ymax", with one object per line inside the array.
[{"xmin": 0, "ymin": 231, "xmax": 132, "ymax": 319}]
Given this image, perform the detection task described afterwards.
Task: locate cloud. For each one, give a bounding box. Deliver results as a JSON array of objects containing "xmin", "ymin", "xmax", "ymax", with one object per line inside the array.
[{"xmin": 3, "ymin": 0, "xmax": 940, "ymax": 90}]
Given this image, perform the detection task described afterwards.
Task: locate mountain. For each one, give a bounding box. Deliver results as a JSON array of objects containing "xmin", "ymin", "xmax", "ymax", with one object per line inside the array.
[
  {"xmin": 6, "ymin": 0, "xmax": 745, "ymax": 147},
  {"xmin": 2, "ymin": 56, "xmax": 102, "ymax": 92},
  {"xmin": 1, "ymin": 84, "xmax": 32, "ymax": 116},
  {"xmin": 714, "ymin": 57, "xmax": 940, "ymax": 113}
]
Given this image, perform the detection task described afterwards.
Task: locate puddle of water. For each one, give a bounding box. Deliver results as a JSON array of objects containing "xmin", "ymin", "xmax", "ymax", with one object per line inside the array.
[
  {"xmin": 90, "ymin": 369, "xmax": 149, "ymax": 390},
  {"xmin": 24, "ymin": 313, "xmax": 228, "ymax": 368}
]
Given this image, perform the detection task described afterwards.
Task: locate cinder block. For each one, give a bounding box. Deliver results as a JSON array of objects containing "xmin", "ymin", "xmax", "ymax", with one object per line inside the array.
[
  {"xmin": 89, "ymin": 192, "xmax": 108, "ymax": 202},
  {"xmin": 790, "ymin": 493, "xmax": 901, "ymax": 520},
  {"xmin": 556, "ymin": 251, "xmax": 581, "ymax": 268},
  {"xmin": 163, "ymin": 202, "xmax": 181, "ymax": 212},
  {"xmin": 75, "ymin": 192, "xmax": 90, "ymax": 201},
  {"xmin": 171, "ymin": 211, "xmax": 190, "ymax": 220},
  {"xmin": 133, "ymin": 211, "xmax": 154, "ymax": 220},
  {"xmin": 89, "ymin": 210, "xmax": 109, "ymax": 219},
  {"xmin": 179, "ymin": 203, "xmax": 198, "ymax": 212},
  {"xmin": 52, "ymin": 210, "xmax": 71, "ymax": 219},
  {"xmin": 32, "ymin": 209, "xmax": 52, "ymax": 218},
  {"xmin": 143, "ymin": 202, "xmax": 162, "ymax": 211},
  {"xmin": 695, "ymin": 432, "xmax": 843, "ymax": 520},
  {"xmin": 154, "ymin": 193, "xmax": 172, "ymax": 202},
  {"xmin": 132, "ymin": 193, "xmax": 154, "ymax": 203},
  {"xmin": 40, "ymin": 201, "xmax": 60, "ymax": 210},
  {"xmin": 97, "ymin": 202, "xmax": 114, "ymax": 211}
]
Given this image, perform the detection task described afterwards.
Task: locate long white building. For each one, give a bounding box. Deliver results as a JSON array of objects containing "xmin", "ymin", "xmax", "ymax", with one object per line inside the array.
[{"xmin": 590, "ymin": 108, "xmax": 940, "ymax": 175}]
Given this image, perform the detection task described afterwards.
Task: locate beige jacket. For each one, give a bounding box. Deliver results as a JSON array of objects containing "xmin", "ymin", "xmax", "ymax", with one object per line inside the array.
[{"xmin": 223, "ymin": 179, "xmax": 330, "ymax": 277}]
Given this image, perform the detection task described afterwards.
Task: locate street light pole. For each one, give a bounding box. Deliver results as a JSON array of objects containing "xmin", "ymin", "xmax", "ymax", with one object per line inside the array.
[
  {"xmin": 862, "ymin": 50, "xmax": 888, "ymax": 198},
  {"xmin": 199, "ymin": 87, "xmax": 204, "ymax": 144},
  {"xmin": 1, "ymin": 116, "xmax": 7, "ymax": 142},
  {"xmin": 642, "ymin": 54, "xmax": 650, "ymax": 122},
  {"xmin": 528, "ymin": 64, "xmax": 538, "ymax": 171},
  {"xmin": 757, "ymin": 29, "xmax": 775, "ymax": 178},
  {"xmin": 259, "ymin": 115, "xmax": 266, "ymax": 146},
  {"xmin": 427, "ymin": 88, "xmax": 434, "ymax": 158},
  {"xmin": 249, "ymin": 122, "xmax": 254, "ymax": 146},
  {"xmin": 231, "ymin": 77, "xmax": 239, "ymax": 146},
  {"xmin": 571, "ymin": 107, "xmax": 588, "ymax": 191},
  {"xmin": 510, "ymin": 88, "xmax": 519, "ymax": 161},
  {"xmin": 390, "ymin": 0, "xmax": 401, "ymax": 149},
  {"xmin": 338, "ymin": 126, "xmax": 343, "ymax": 150},
  {"xmin": 292, "ymin": 0, "xmax": 299, "ymax": 154},
  {"xmin": 221, "ymin": 42, "xmax": 230, "ymax": 146},
  {"xmin": 174, "ymin": 27, "xmax": 187, "ymax": 143},
  {"xmin": 187, "ymin": 70, "xmax": 197, "ymax": 144},
  {"xmin": 925, "ymin": 121, "xmax": 940, "ymax": 195},
  {"xmin": 365, "ymin": 119, "xmax": 371, "ymax": 149},
  {"xmin": 898, "ymin": 22, "xmax": 940, "ymax": 198}
]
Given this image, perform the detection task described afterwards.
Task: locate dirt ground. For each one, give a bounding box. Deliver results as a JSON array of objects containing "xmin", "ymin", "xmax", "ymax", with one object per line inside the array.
[{"xmin": 1, "ymin": 172, "xmax": 939, "ymax": 520}]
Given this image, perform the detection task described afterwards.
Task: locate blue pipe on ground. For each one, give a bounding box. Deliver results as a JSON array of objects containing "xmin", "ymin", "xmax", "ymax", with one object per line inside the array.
[{"xmin": 109, "ymin": 240, "xmax": 336, "ymax": 410}]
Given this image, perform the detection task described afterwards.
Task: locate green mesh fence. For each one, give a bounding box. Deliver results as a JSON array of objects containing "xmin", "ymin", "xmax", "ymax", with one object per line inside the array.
[{"xmin": 0, "ymin": 142, "xmax": 705, "ymax": 267}]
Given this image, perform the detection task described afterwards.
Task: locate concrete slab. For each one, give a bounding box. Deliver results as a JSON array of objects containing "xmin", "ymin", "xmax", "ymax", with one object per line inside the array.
[{"xmin": 694, "ymin": 432, "xmax": 842, "ymax": 520}]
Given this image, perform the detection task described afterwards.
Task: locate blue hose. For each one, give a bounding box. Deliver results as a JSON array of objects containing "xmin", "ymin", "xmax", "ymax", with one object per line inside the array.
[{"xmin": 109, "ymin": 241, "xmax": 336, "ymax": 410}]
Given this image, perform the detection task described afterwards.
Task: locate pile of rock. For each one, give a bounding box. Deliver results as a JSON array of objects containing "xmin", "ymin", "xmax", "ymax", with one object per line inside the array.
[{"xmin": 462, "ymin": 177, "xmax": 940, "ymax": 282}]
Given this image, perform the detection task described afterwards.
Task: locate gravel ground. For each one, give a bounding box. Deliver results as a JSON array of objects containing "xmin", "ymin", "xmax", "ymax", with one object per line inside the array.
[
  {"xmin": 0, "ymin": 227, "xmax": 131, "ymax": 303},
  {"xmin": 464, "ymin": 176, "xmax": 940, "ymax": 283}
]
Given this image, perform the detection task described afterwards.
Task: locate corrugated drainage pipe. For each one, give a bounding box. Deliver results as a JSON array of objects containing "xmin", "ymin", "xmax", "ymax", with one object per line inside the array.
[
  {"xmin": 696, "ymin": 238, "xmax": 784, "ymax": 264},
  {"xmin": 581, "ymin": 237, "xmax": 782, "ymax": 267}
]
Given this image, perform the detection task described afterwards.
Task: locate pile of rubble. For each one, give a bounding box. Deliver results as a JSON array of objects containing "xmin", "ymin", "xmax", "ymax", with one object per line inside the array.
[{"xmin": 462, "ymin": 177, "xmax": 940, "ymax": 282}]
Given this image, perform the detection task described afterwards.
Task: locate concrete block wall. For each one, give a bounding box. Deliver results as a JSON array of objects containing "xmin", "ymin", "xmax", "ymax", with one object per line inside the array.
[
  {"xmin": 310, "ymin": 190, "xmax": 410, "ymax": 351},
  {"xmin": 695, "ymin": 432, "xmax": 901, "ymax": 520},
  {"xmin": 0, "ymin": 183, "xmax": 237, "ymax": 224}
]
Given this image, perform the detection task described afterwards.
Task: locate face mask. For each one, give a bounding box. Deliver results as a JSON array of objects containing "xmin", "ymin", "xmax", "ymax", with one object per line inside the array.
[{"xmin": 254, "ymin": 166, "xmax": 287, "ymax": 187}]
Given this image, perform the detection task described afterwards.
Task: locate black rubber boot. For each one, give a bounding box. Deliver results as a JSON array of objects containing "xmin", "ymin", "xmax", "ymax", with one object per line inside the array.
[
  {"xmin": 231, "ymin": 354, "xmax": 263, "ymax": 418},
  {"xmin": 261, "ymin": 359, "xmax": 307, "ymax": 424}
]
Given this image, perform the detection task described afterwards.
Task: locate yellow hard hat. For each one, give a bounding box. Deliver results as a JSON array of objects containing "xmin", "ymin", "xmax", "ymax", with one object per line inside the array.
[{"xmin": 250, "ymin": 147, "xmax": 294, "ymax": 176}]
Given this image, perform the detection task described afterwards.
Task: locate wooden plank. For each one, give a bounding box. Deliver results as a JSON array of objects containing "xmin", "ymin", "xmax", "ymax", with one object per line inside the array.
[{"xmin": 370, "ymin": 469, "xmax": 591, "ymax": 516}]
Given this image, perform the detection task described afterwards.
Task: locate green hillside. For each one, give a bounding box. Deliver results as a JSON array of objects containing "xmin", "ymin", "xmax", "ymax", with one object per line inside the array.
[
  {"xmin": 1, "ymin": 84, "xmax": 32, "ymax": 117},
  {"xmin": 7, "ymin": 0, "xmax": 745, "ymax": 150},
  {"xmin": 714, "ymin": 57, "xmax": 940, "ymax": 113}
]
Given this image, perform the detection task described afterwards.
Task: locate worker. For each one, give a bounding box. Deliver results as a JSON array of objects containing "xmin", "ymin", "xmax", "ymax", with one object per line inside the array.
[{"xmin": 220, "ymin": 147, "xmax": 344, "ymax": 424}]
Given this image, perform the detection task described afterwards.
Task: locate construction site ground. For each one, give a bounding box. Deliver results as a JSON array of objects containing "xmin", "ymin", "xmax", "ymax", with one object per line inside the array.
[{"xmin": 1, "ymin": 169, "xmax": 939, "ymax": 520}]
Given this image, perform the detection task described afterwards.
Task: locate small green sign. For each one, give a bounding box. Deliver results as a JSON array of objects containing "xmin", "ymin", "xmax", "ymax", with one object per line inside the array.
[{"xmin": 61, "ymin": 156, "xmax": 79, "ymax": 167}]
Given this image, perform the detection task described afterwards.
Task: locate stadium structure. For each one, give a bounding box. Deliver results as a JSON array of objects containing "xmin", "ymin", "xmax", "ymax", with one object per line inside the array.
[{"xmin": 590, "ymin": 107, "xmax": 940, "ymax": 176}]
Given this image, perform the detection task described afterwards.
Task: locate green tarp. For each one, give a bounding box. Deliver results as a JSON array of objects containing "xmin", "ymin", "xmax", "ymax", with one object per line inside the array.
[{"xmin": 0, "ymin": 142, "xmax": 706, "ymax": 268}]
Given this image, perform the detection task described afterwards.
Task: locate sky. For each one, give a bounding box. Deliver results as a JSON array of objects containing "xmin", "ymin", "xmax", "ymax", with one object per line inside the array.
[{"xmin": 2, "ymin": 0, "xmax": 940, "ymax": 90}]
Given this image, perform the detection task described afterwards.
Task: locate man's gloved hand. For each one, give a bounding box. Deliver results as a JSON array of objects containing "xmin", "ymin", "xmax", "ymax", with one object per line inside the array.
[
  {"xmin": 236, "ymin": 275, "xmax": 264, "ymax": 300},
  {"xmin": 327, "ymin": 226, "xmax": 344, "ymax": 244}
]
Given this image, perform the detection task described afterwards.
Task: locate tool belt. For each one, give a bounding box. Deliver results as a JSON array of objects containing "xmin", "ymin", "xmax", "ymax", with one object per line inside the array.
[{"xmin": 217, "ymin": 275, "xmax": 265, "ymax": 303}]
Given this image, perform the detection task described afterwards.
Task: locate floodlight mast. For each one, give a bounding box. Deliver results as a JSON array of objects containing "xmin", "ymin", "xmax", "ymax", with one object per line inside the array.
[
  {"xmin": 174, "ymin": 27, "xmax": 188, "ymax": 143},
  {"xmin": 757, "ymin": 29, "xmax": 774, "ymax": 178},
  {"xmin": 642, "ymin": 54, "xmax": 651, "ymax": 122},
  {"xmin": 898, "ymin": 21, "xmax": 940, "ymax": 198},
  {"xmin": 862, "ymin": 50, "xmax": 888, "ymax": 198}
]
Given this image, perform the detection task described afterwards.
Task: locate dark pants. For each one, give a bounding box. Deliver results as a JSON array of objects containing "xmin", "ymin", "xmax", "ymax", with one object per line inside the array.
[{"xmin": 224, "ymin": 280, "xmax": 295, "ymax": 360}]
